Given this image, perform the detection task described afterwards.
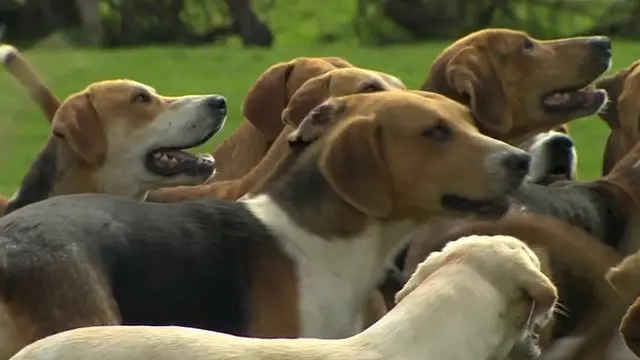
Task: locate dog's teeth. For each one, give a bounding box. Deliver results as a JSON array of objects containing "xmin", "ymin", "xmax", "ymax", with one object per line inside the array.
[{"xmin": 153, "ymin": 153, "xmax": 162, "ymax": 159}]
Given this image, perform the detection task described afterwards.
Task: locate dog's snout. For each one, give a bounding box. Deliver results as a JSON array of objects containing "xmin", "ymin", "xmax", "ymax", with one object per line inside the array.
[
  {"xmin": 588, "ymin": 36, "xmax": 612, "ymax": 54},
  {"xmin": 548, "ymin": 135, "xmax": 574, "ymax": 150},
  {"xmin": 206, "ymin": 96, "xmax": 227, "ymax": 113},
  {"xmin": 501, "ymin": 152, "xmax": 531, "ymax": 178}
]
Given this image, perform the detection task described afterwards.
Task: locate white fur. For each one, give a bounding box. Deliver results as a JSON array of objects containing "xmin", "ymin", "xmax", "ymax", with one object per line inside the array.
[
  {"xmin": 8, "ymin": 235, "xmax": 554, "ymax": 360},
  {"xmin": 526, "ymin": 130, "xmax": 577, "ymax": 183},
  {"xmin": 0, "ymin": 45, "xmax": 16, "ymax": 65},
  {"xmin": 243, "ymin": 194, "xmax": 415, "ymax": 338}
]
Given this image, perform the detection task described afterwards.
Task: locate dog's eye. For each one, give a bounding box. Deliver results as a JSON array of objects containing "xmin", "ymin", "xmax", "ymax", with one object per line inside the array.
[
  {"xmin": 523, "ymin": 38, "xmax": 535, "ymax": 51},
  {"xmin": 422, "ymin": 122, "xmax": 452, "ymax": 142},
  {"xmin": 132, "ymin": 91, "xmax": 152, "ymax": 104}
]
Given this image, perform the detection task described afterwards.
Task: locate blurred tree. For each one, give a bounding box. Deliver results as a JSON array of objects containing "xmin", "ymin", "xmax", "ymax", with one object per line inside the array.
[
  {"xmin": 75, "ymin": 0, "xmax": 103, "ymax": 46},
  {"xmin": 0, "ymin": 0, "xmax": 274, "ymax": 48}
]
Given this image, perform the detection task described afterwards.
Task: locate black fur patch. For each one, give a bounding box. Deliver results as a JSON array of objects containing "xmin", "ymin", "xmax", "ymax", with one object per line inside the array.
[
  {"xmin": 0, "ymin": 194, "xmax": 278, "ymax": 335},
  {"xmin": 4, "ymin": 137, "xmax": 59, "ymax": 215},
  {"xmin": 513, "ymin": 181, "xmax": 627, "ymax": 248}
]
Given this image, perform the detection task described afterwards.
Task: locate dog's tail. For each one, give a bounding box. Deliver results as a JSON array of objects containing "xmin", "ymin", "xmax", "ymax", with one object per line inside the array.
[{"xmin": 0, "ymin": 44, "xmax": 61, "ymax": 123}]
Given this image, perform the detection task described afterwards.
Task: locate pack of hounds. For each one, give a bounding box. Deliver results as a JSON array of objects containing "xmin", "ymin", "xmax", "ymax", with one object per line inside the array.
[{"xmin": 0, "ymin": 28, "xmax": 638, "ymax": 360}]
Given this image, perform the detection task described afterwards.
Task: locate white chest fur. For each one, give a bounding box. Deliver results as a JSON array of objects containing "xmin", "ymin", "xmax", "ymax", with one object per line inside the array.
[{"xmin": 244, "ymin": 195, "xmax": 414, "ymax": 339}]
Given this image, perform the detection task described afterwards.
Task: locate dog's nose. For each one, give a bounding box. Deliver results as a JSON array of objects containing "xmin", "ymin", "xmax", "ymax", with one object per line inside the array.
[
  {"xmin": 589, "ymin": 37, "xmax": 612, "ymax": 54},
  {"xmin": 206, "ymin": 96, "xmax": 227, "ymax": 113},
  {"xmin": 548, "ymin": 135, "xmax": 574, "ymax": 150},
  {"xmin": 502, "ymin": 152, "xmax": 531, "ymax": 178}
]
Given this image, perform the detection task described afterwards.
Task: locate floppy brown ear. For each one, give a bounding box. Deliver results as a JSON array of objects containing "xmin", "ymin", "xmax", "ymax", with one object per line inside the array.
[
  {"xmin": 242, "ymin": 58, "xmax": 351, "ymax": 140},
  {"xmin": 282, "ymin": 75, "xmax": 332, "ymax": 128},
  {"xmin": 52, "ymin": 92, "xmax": 107, "ymax": 166},
  {"xmin": 319, "ymin": 117, "xmax": 392, "ymax": 218},
  {"xmin": 445, "ymin": 46, "xmax": 511, "ymax": 135},
  {"xmin": 596, "ymin": 71, "xmax": 627, "ymax": 129},
  {"xmin": 242, "ymin": 62, "xmax": 296, "ymax": 140},
  {"xmin": 287, "ymin": 101, "xmax": 341, "ymax": 148}
]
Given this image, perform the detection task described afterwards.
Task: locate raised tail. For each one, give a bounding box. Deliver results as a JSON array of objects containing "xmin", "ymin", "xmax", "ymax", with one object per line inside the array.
[{"xmin": 0, "ymin": 44, "xmax": 61, "ymax": 122}]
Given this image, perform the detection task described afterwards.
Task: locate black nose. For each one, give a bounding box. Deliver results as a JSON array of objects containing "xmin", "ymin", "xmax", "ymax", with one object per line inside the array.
[
  {"xmin": 206, "ymin": 96, "xmax": 227, "ymax": 113},
  {"xmin": 589, "ymin": 37, "xmax": 612, "ymax": 54},
  {"xmin": 502, "ymin": 152, "xmax": 531, "ymax": 178},
  {"xmin": 549, "ymin": 135, "xmax": 574, "ymax": 150}
]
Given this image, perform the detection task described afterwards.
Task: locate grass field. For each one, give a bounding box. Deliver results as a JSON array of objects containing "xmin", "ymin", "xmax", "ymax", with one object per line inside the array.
[{"xmin": 0, "ymin": 40, "xmax": 636, "ymax": 196}]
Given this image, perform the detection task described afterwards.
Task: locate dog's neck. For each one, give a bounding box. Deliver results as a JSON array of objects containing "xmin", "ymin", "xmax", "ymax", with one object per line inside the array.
[
  {"xmin": 241, "ymin": 141, "xmax": 419, "ymax": 338},
  {"xmin": 512, "ymin": 181, "xmax": 627, "ymax": 249},
  {"xmin": 346, "ymin": 264, "xmax": 520, "ymax": 360},
  {"xmin": 4, "ymin": 137, "xmax": 96, "ymax": 215}
]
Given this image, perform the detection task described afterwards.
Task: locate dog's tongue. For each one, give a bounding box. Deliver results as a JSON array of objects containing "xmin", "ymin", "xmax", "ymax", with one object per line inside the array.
[{"xmin": 543, "ymin": 91, "xmax": 595, "ymax": 108}]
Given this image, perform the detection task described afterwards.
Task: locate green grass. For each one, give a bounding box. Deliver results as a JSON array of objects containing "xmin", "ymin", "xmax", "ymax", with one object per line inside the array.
[{"xmin": 0, "ymin": 40, "xmax": 636, "ymax": 195}]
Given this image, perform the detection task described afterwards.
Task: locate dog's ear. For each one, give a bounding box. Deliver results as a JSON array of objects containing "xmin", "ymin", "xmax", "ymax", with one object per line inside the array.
[
  {"xmin": 243, "ymin": 58, "xmax": 351, "ymax": 140},
  {"xmin": 242, "ymin": 61, "xmax": 296, "ymax": 140},
  {"xmin": 52, "ymin": 91, "xmax": 107, "ymax": 166},
  {"xmin": 445, "ymin": 46, "xmax": 511, "ymax": 135},
  {"xmin": 395, "ymin": 251, "xmax": 447, "ymax": 304},
  {"xmin": 282, "ymin": 75, "xmax": 333, "ymax": 129},
  {"xmin": 518, "ymin": 266, "xmax": 558, "ymax": 317},
  {"xmin": 596, "ymin": 71, "xmax": 627, "ymax": 129},
  {"xmin": 605, "ymin": 253, "xmax": 640, "ymax": 299},
  {"xmin": 287, "ymin": 101, "xmax": 342, "ymax": 149},
  {"xmin": 319, "ymin": 117, "xmax": 392, "ymax": 218}
]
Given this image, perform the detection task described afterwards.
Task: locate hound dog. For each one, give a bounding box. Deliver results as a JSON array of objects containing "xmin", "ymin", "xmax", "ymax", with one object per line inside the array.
[
  {"xmin": 146, "ymin": 66, "xmax": 406, "ymax": 203},
  {"xmin": 423, "ymin": 28, "xmax": 611, "ymax": 143},
  {"xmin": 1, "ymin": 78, "xmax": 226, "ymax": 216},
  {"xmin": 7, "ymin": 235, "xmax": 557, "ymax": 360},
  {"xmin": 596, "ymin": 59, "xmax": 640, "ymax": 176},
  {"xmin": 0, "ymin": 91, "xmax": 530, "ymax": 359}
]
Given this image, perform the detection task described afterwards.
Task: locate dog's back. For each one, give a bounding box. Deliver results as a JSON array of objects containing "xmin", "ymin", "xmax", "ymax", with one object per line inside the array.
[{"xmin": 0, "ymin": 193, "xmax": 276, "ymax": 336}]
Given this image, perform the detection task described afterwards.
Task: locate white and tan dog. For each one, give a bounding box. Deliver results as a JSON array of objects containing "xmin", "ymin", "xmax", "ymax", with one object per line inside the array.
[{"xmin": 9, "ymin": 235, "xmax": 557, "ymax": 360}]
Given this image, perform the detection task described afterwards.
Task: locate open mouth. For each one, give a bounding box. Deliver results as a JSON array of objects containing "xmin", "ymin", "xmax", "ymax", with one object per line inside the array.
[
  {"xmin": 541, "ymin": 83, "xmax": 607, "ymax": 114},
  {"xmin": 145, "ymin": 129, "xmax": 217, "ymax": 178},
  {"xmin": 441, "ymin": 194, "xmax": 511, "ymax": 218}
]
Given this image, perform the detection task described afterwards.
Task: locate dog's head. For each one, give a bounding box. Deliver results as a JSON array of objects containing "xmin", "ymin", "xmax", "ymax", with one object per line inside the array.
[
  {"xmin": 425, "ymin": 28, "xmax": 611, "ymax": 141},
  {"xmin": 621, "ymin": 296, "xmax": 640, "ymax": 358},
  {"xmin": 596, "ymin": 60, "xmax": 640, "ymax": 175},
  {"xmin": 396, "ymin": 235, "xmax": 556, "ymax": 358},
  {"xmin": 241, "ymin": 57, "xmax": 354, "ymax": 140},
  {"xmin": 399, "ymin": 235, "xmax": 557, "ymax": 325},
  {"xmin": 310, "ymin": 91, "xmax": 531, "ymax": 221},
  {"xmin": 520, "ymin": 127, "xmax": 577, "ymax": 185},
  {"xmin": 52, "ymin": 79, "xmax": 227, "ymax": 196},
  {"xmin": 283, "ymin": 67, "xmax": 407, "ymax": 149}
]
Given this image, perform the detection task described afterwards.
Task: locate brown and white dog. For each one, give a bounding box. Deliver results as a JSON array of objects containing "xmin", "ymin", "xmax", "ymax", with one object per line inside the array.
[
  {"xmin": 2, "ymin": 77, "xmax": 227, "ymax": 215},
  {"xmin": 0, "ymin": 91, "xmax": 530, "ymax": 358},
  {"xmin": 423, "ymin": 28, "xmax": 611, "ymax": 143},
  {"xmin": 7, "ymin": 235, "xmax": 557, "ymax": 360}
]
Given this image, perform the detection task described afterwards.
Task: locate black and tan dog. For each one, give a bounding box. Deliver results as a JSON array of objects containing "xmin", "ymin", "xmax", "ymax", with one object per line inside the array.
[{"xmin": 0, "ymin": 91, "xmax": 530, "ymax": 359}]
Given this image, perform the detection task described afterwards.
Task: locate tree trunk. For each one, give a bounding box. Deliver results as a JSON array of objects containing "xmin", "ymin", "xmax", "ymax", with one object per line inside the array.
[
  {"xmin": 74, "ymin": 0, "xmax": 103, "ymax": 46},
  {"xmin": 225, "ymin": 0, "xmax": 274, "ymax": 47}
]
